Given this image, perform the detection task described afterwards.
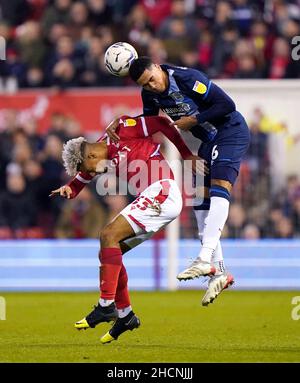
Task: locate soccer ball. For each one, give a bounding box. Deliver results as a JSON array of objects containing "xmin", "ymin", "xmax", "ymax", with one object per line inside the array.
[{"xmin": 104, "ymin": 42, "xmax": 138, "ymax": 77}]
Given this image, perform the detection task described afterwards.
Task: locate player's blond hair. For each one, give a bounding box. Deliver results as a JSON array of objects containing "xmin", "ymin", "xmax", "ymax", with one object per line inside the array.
[{"xmin": 62, "ymin": 137, "xmax": 87, "ymax": 176}]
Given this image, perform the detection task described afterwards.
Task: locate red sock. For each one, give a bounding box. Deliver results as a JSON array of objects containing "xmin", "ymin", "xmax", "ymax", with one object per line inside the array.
[
  {"xmin": 115, "ymin": 264, "xmax": 131, "ymax": 309},
  {"xmin": 99, "ymin": 248, "xmax": 122, "ymax": 301}
]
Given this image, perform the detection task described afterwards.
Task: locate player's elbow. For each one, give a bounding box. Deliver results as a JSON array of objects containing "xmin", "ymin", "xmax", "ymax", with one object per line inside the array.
[
  {"xmin": 100, "ymin": 226, "xmax": 120, "ymax": 248},
  {"xmin": 222, "ymin": 97, "xmax": 236, "ymax": 115},
  {"xmin": 210, "ymin": 83, "xmax": 236, "ymax": 114}
]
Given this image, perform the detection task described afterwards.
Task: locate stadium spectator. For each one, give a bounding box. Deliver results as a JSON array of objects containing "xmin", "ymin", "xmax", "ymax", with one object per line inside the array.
[
  {"xmin": 197, "ymin": 29, "xmax": 213, "ymax": 71},
  {"xmin": 80, "ymin": 35, "xmax": 124, "ymax": 86},
  {"xmin": 234, "ymin": 53, "xmax": 263, "ymax": 78},
  {"xmin": 67, "ymin": 1, "xmax": 90, "ymax": 41},
  {"xmin": 179, "ymin": 49, "xmax": 204, "ymax": 71},
  {"xmin": 211, "ymin": 24, "xmax": 239, "ymax": 77},
  {"xmin": 41, "ymin": 0, "xmax": 72, "ymax": 35},
  {"xmin": 23, "ymin": 158, "xmax": 46, "ymax": 215},
  {"xmin": 63, "ymin": 116, "xmax": 83, "ymax": 140},
  {"xmin": 147, "ymin": 38, "xmax": 168, "ymax": 64},
  {"xmin": 0, "ymin": 168, "xmax": 37, "ymax": 230},
  {"xmin": 158, "ymin": 0, "xmax": 199, "ymax": 43},
  {"xmin": 40, "ymin": 134, "xmax": 64, "ymax": 182},
  {"xmin": 0, "ymin": 0, "xmax": 30, "ymax": 26},
  {"xmin": 47, "ymin": 23, "xmax": 69, "ymax": 47},
  {"xmin": 213, "ymin": 1, "xmax": 233, "ymax": 37},
  {"xmin": 125, "ymin": 4, "xmax": 153, "ymax": 52},
  {"xmin": 0, "ymin": 22, "xmax": 12, "ymax": 51},
  {"xmin": 140, "ymin": 0, "xmax": 171, "ymax": 31},
  {"xmin": 45, "ymin": 35, "xmax": 85, "ymax": 88},
  {"xmin": 231, "ymin": 0, "xmax": 254, "ymax": 36},
  {"xmin": 273, "ymin": 216, "xmax": 294, "ymax": 238},
  {"xmin": 87, "ymin": 0, "xmax": 113, "ymax": 27},
  {"xmin": 226, "ymin": 203, "xmax": 247, "ymax": 238},
  {"xmin": 157, "ymin": 0, "xmax": 199, "ymax": 63},
  {"xmin": 55, "ymin": 186, "xmax": 107, "ymax": 238},
  {"xmin": 246, "ymin": 110, "xmax": 269, "ymax": 177},
  {"xmin": 12, "ymin": 138, "xmax": 33, "ymax": 166},
  {"xmin": 241, "ymin": 223, "xmax": 261, "ymax": 239},
  {"xmin": 249, "ymin": 20, "xmax": 271, "ymax": 70},
  {"xmin": 15, "ymin": 21, "xmax": 46, "ymax": 69},
  {"xmin": 268, "ymin": 37, "xmax": 292, "ymax": 79},
  {"xmin": 47, "ymin": 112, "xmax": 69, "ymax": 142},
  {"xmin": 291, "ymin": 190, "xmax": 300, "ymax": 237},
  {"xmin": 21, "ymin": 66, "xmax": 47, "ymax": 88},
  {"xmin": 39, "ymin": 134, "xmax": 66, "ymax": 225}
]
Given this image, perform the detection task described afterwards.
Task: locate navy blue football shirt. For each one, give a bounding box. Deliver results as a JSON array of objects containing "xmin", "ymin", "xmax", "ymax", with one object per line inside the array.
[{"xmin": 141, "ymin": 64, "xmax": 236, "ymax": 143}]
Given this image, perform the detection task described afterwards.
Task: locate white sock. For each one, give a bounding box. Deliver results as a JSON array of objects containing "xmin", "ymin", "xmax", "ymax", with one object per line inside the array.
[
  {"xmin": 194, "ymin": 209, "xmax": 209, "ymax": 237},
  {"xmin": 99, "ymin": 298, "xmax": 114, "ymax": 307},
  {"xmin": 212, "ymin": 242, "xmax": 225, "ymax": 275},
  {"xmin": 198, "ymin": 196, "xmax": 229, "ymax": 264},
  {"xmin": 117, "ymin": 305, "xmax": 132, "ymax": 318},
  {"xmin": 194, "ymin": 209, "xmax": 226, "ymax": 273}
]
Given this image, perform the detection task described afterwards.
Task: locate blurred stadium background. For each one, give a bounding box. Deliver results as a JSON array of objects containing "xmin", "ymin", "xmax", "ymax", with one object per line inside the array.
[{"xmin": 0, "ymin": 0, "xmax": 300, "ymax": 293}]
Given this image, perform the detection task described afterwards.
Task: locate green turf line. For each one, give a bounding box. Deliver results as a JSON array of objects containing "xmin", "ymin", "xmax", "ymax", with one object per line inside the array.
[{"xmin": 0, "ymin": 291, "xmax": 300, "ymax": 362}]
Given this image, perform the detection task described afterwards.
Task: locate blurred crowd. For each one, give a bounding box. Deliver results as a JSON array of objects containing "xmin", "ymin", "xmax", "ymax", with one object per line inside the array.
[
  {"xmin": 0, "ymin": 109, "xmax": 133, "ymax": 238},
  {"xmin": 1, "ymin": 0, "xmax": 300, "ymax": 90},
  {"xmin": 0, "ymin": 106, "xmax": 300, "ymax": 239}
]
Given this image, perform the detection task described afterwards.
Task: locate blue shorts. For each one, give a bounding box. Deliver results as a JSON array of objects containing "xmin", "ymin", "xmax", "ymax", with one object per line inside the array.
[{"xmin": 198, "ymin": 111, "xmax": 250, "ymax": 187}]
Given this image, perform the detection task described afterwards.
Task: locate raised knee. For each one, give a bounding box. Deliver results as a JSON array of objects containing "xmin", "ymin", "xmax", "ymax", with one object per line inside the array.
[
  {"xmin": 100, "ymin": 225, "xmax": 120, "ymax": 247},
  {"xmin": 100, "ymin": 227, "xmax": 112, "ymax": 244}
]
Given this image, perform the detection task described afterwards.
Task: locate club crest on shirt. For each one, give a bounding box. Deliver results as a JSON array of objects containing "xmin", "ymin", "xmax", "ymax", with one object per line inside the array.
[
  {"xmin": 192, "ymin": 81, "xmax": 207, "ymax": 94},
  {"xmin": 170, "ymin": 92, "xmax": 184, "ymax": 102}
]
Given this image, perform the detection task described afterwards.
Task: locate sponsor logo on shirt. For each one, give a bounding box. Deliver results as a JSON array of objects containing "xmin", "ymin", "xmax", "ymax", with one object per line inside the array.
[
  {"xmin": 170, "ymin": 92, "xmax": 184, "ymax": 102},
  {"xmin": 192, "ymin": 80, "xmax": 207, "ymax": 94},
  {"xmin": 124, "ymin": 118, "xmax": 137, "ymax": 127},
  {"xmin": 161, "ymin": 103, "xmax": 191, "ymax": 117}
]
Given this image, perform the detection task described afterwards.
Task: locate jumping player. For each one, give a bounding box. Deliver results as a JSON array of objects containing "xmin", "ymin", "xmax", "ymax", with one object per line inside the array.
[
  {"xmin": 51, "ymin": 115, "xmax": 206, "ymax": 343},
  {"xmin": 106, "ymin": 57, "xmax": 250, "ymax": 306}
]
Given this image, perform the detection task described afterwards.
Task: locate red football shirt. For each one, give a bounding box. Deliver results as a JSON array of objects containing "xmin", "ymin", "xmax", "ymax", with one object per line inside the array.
[{"xmin": 68, "ymin": 116, "xmax": 192, "ymax": 197}]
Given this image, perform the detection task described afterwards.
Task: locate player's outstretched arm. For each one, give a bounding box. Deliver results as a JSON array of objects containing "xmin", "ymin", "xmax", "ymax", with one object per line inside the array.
[
  {"xmin": 50, "ymin": 172, "xmax": 94, "ymax": 199},
  {"xmin": 68, "ymin": 172, "xmax": 94, "ymax": 198},
  {"xmin": 145, "ymin": 116, "xmax": 209, "ymax": 175}
]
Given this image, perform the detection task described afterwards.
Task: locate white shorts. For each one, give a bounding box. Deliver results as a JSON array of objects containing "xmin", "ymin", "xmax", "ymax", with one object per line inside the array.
[{"xmin": 120, "ymin": 179, "xmax": 182, "ymax": 249}]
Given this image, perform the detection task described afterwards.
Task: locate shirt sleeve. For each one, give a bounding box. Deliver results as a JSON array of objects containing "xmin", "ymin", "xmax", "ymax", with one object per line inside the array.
[
  {"xmin": 194, "ymin": 82, "xmax": 236, "ymax": 124},
  {"xmin": 180, "ymin": 67, "xmax": 211, "ymax": 100},
  {"xmin": 67, "ymin": 172, "xmax": 94, "ymax": 198},
  {"xmin": 179, "ymin": 68, "xmax": 236, "ymax": 124},
  {"xmin": 142, "ymin": 116, "xmax": 192, "ymax": 159}
]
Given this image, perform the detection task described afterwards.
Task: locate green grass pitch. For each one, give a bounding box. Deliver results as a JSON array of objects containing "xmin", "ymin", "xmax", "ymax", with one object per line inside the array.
[{"xmin": 0, "ymin": 290, "xmax": 300, "ymax": 363}]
